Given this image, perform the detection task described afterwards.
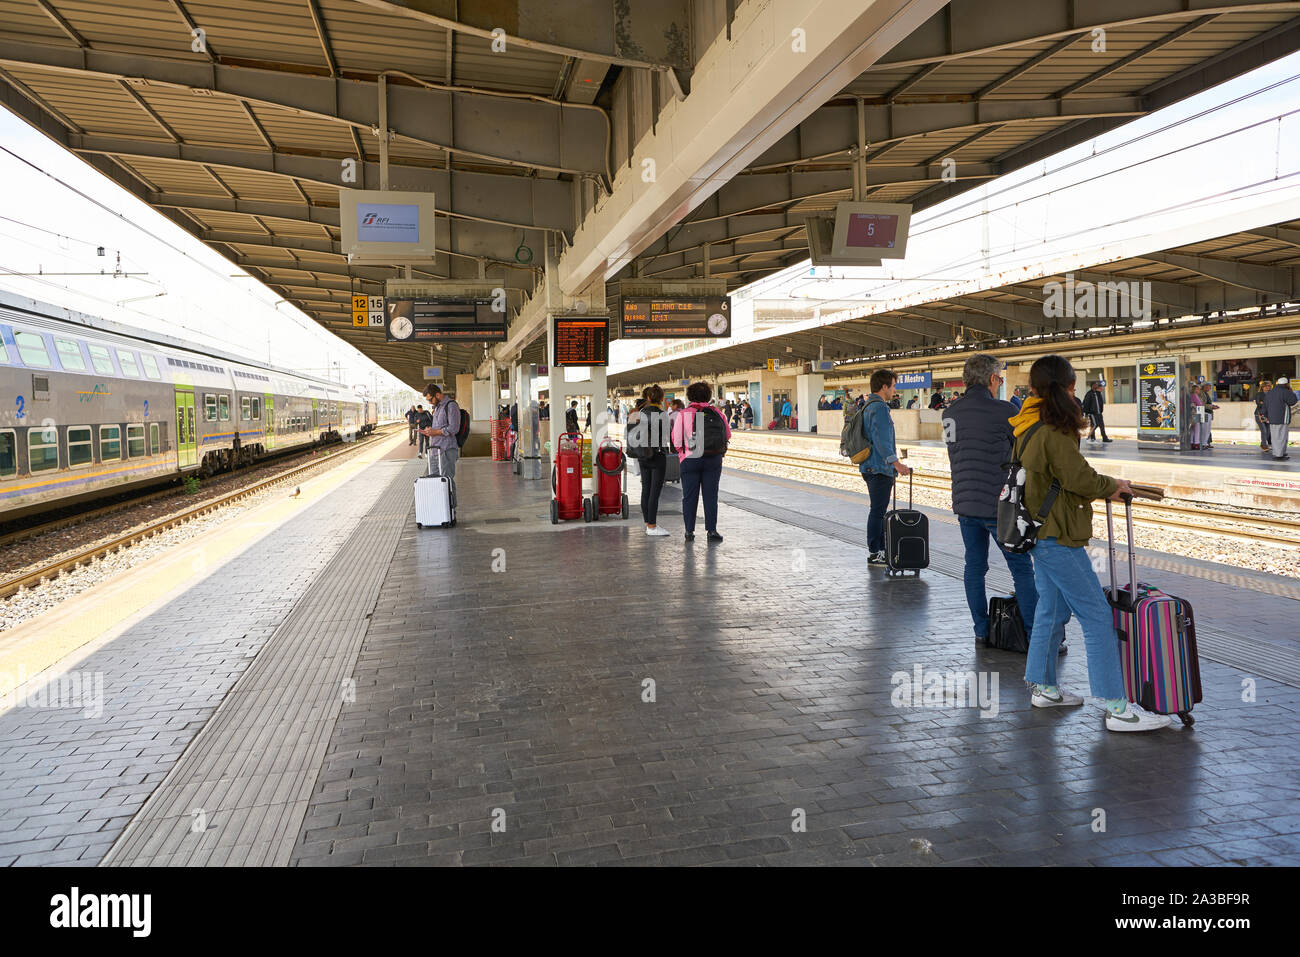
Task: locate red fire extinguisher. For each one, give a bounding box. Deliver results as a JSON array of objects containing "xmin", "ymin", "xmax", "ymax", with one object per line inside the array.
[
  {"xmin": 550, "ymin": 432, "xmax": 585, "ymax": 524},
  {"xmin": 589, "ymin": 439, "xmax": 628, "ymax": 521}
]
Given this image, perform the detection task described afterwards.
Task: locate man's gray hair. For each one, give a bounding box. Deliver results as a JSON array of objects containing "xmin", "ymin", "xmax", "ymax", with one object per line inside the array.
[{"xmin": 963, "ymin": 353, "xmax": 1001, "ymax": 388}]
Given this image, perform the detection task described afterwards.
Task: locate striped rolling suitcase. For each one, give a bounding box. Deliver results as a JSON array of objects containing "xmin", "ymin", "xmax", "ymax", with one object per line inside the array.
[
  {"xmin": 884, "ymin": 472, "xmax": 928, "ymax": 576},
  {"xmin": 1104, "ymin": 498, "xmax": 1201, "ymax": 726}
]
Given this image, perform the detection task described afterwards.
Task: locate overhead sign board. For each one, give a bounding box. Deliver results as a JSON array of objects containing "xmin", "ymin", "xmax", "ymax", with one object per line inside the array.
[
  {"xmin": 423, "ymin": 365, "xmax": 444, "ymax": 380},
  {"xmin": 896, "ymin": 371, "xmax": 931, "ymax": 389},
  {"xmin": 339, "ymin": 189, "xmax": 437, "ymax": 263},
  {"xmin": 620, "ymin": 295, "xmax": 731, "ymax": 338},
  {"xmin": 352, "ymin": 294, "xmax": 386, "ymax": 328},
  {"xmin": 552, "ymin": 316, "xmax": 609, "ymax": 367},
  {"xmin": 831, "ymin": 202, "xmax": 912, "ymax": 259},
  {"xmin": 385, "ymin": 299, "xmax": 506, "ymax": 342}
]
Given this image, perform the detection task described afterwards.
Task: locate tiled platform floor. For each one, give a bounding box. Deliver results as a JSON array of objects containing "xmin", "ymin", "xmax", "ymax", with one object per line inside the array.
[{"xmin": 286, "ymin": 456, "xmax": 1300, "ymax": 867}]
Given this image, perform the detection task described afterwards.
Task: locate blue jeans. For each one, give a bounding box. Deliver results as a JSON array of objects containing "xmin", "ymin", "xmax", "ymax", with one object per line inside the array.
[
  {"xmin": 680, "ymin": 454, "xmax": 723, "ymax": 533},
  {"xmin": 863, "ymin": 472, "xmax": 894, "ymax": 553},
  {"xmin": 1023, "ymin": 538, "xmax": 1125, "ymax": 699},
  {"xmin": 958, "ymin": 515, "xmax": 1038, "ymax": 639}
]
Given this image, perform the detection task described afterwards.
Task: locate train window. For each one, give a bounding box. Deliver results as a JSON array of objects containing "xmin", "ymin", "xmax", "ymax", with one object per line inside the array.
[
  {"xmin": 127, "ymin": 424, "xmax": 146, "ymax": 458},
  {"xmin": 251, "ymin": 397, "xmax": 261, "ymax": 420},
  {"xmin": 67, "ymin": 426, "xmax": 93, "ymax": 467},
  {"xmin": 0, "ymin": 431, "xmax": 15, "ymax": 478},
  {"xmin": 141, "ymin": 354, "xmax": 162, "ymax": 379},
  {"xmin": 28, "ymin": 427, "xmax": 58, "ymax": 472},
  {"xmin": 204, "ymin": 394, "xmax": 217, "ymax": 421},
  {"xmin": 219, "ymin": 395, "xmax": 230, "ymax": 420},
  {"xmin": 117, "ymin": 350, "xmax": 141, "ymax": 377},
  {"xmin": 150, "ymin": 422, "xmax": 160, "ymax": 455},
  {"xmin": 14, "ymin": 332, "xmax": 51, "ymax": 367},
  {"xmin": 0, "ymin": 336, "xmax": 8, "ymax": 363},
  {"xmin": 100, "ymin": 425, "xmax": 121, "ymax": 462},
  {"xmin": 240, "ymin": 396, "xmax": 250, "ymax": 421},
  {"xmin": 88, "ymin": 344, "xmax": 115, "ymax": 375},
  {"xmin": 55, "ymin": 338, "xmax": 87, "ymax": 372}
]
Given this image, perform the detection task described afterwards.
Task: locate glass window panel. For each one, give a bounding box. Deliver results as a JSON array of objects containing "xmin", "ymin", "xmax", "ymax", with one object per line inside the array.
[
  {"xmin": 28, "ymin": 429, "xmax": 58, "ymax": 471},
  {"xmin": 55, "ymin": 338, "xmax": 86, "ymax": 371},
  {"xmin": 100, "ymin": 426, "xmax": 121, "ymax": 462},
  {"xmin": 127, "ymin": 424, "xmax": 145, "ymax": 458},
  {"xmin": 141, "ymin": 354, "xmax": 161, "ymax": 379},
  {"xmin": 67, "ymin": 426, "xmax": 93, "ymax": 466},
  {"xmin": 14, "ymin": 332, "xmax": 51, "ymax": 367},
  {"xmin": 0, "ymin": 431, "xmax": 15, "ymax": 477},
  {"xmin": 88, "ymin": 344, "xmax": 115, "ymax": 375},
  {"xmin": 117, "ymin": 350, "xmax": 140, "ymax": 377}
]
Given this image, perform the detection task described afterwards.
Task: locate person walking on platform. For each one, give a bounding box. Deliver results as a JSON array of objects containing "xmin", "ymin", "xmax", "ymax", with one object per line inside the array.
[
  {"xmin": 860, "ymin": 369, "xmax": 911, "ymax": 565},
  {"xmin": 1256, "ymin": 381, "xmax": 1273, "ymax": 452},
  {"xmin": 1265, "ymin": 376, "xmax": 1297, "ymax": 460},
  {"xmin": 929, "ymin": 392, "xmax": 946, "ymax": 411},
  {"xmin": 421, "ymin": 385, "xmax": 462, "ymax": 481},
  {"xmin": 1081, "ymin": 380, "xmax": 1111, "ymax": 443},
  {"xmin": 943, "ymin": 354, "xmax": 1038, "ymax": 643},
  {"xmin": 565, "ymin": 400, "xmax": 579, "ymax": 435},
  {"xmin": 406, "ymin": 405, "xmax": 418, "ymax": 446},
  {"xmin": 742, "ymin": 400, "xmax": 754, "ymax": 430},
  {"xmin": 906, "ymin": 395, "xmax": 919, "ymax": 410},
  {"xmin": 1012, "ymin": 355, "xmax": 1167, "ymax": 732},
  {"xmin": 628, "ymin": 386, "xmax": 672, "ymax": 537},
  {"xmin": 779, "ymin": 396, "xmax": 793, "ymax": 430},
  {"xmin": 1188, "ymin": 384, "xmax": 1206, "ymax": 450},
  {"xmin": 415, "ymin": 404, "xmax": 432, "ymax": 454},
  {"xmin": 671, "ymin": 382, "xmax": 731, "ymax": 543}
]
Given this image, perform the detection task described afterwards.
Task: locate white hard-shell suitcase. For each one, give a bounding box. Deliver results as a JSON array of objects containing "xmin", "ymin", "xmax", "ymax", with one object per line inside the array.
[{"xmin": 415, "ymin": 451, "xmax": 456, "ymax": 528}]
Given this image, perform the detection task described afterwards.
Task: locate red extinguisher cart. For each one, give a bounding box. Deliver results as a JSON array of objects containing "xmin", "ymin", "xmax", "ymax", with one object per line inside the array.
[
  {"xmin": 550, "ymin": 432, "xmax": 585, "ymax": 524},
  {"xmin": 588, "ymin": 438, "xmax": 629, "ymax": 521}
]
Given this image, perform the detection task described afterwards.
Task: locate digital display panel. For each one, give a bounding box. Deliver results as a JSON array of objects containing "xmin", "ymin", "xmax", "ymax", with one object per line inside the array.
[
  {"xmin": 830, "ymin": 202, "xmax": 912, "ymax": 260},
  {"xmin": 843, "ymin": 213, "xmax": 900, "ymax": 249},
  {"xmin": 385, "ymin": 299, "xmax": 506, "ymax": 342},
  {"xmin": 552, "ymin": 316, "xmax": 609, "ymax": 367},
  {"xmin": 620, "ymin": 296, "xmax": 731, "ymax": 338},
  {"xmin": 356, "ymin": 203, "xmax": 421, "ymax": 243},
  {"xmin": 339, "ymin": 189, "xmax": 437, "ymax": 263}
]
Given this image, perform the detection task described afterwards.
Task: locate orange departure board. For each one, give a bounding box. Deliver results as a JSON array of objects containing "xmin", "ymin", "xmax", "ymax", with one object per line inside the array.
[
  {"xmin": 552, "ymin": 316, "xmax": 609, "ymax": 367},
  {"xmin": 620, "ymin": 295, "xmax": 731, "ymax": 338}
]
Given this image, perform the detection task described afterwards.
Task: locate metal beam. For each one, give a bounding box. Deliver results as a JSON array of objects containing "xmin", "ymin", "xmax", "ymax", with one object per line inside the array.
[
  {"xmin": 1138, "ymin": 252, "xmax": 1295, "ymax": 297},
  {"xmin": 869, "ymin": 0, "xmax": 1300, "ymax": 68},
  {"xmin": 351, "ymin": 0, "xmax": 694, "ymax": 69},
  {"xmin": 0, "ymin": 42, "xmax": 608, "ymax": 175},
  {"xmin": 1057, "ymin": 15, "xmax": 1217, "ymax": 98},
  {"xmin": 1247, "ymin": 225, "xmax": 1300, "ymax": 249},
  {"xmin": 306, "ymin": 0, "xmax": 339, "ymax": 76}
]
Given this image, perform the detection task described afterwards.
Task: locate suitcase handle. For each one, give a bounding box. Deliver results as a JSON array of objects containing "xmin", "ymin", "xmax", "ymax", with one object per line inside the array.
[{"xmin": 891, "ymin": 469, "xmax": 914, "ymax": 511}]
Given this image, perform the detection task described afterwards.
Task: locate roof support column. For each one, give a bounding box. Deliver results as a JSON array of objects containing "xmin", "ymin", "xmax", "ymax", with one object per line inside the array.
[{"xmin": 378, "ymin": 74, "xmax": 390, "ymax": 190}]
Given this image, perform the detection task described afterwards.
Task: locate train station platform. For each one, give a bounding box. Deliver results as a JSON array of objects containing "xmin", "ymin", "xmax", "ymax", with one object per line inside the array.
[{"xmin": 1, "ymin": 442, "xmax": 1297, "ymax": 867}]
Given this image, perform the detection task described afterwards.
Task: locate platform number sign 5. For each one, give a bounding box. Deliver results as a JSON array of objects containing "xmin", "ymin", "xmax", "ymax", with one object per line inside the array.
[{"xmin": 15, "ymin": 396, "xmax": 24, "ymax": 420}]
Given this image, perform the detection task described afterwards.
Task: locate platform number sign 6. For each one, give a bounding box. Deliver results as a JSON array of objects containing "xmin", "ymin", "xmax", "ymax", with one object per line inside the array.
[{"xmin": 15, "ymin": 395, "xmax": 24, "ymax": 420}]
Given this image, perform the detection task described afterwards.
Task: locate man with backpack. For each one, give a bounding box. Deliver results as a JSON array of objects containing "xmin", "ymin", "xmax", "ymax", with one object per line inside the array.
[
  {"xmin": 942, "ymin": 354, "xmax": 1039, "ymax": 645},
  {"xmin": 421, "ymin": 385, "xmax": 463, "ymax": 480},
  {"xmin": 415, "ymin": 404, "xmax": 432, "ymax": 454},
  {"xmin": 1081, "ymin": 380, "xmax": 1111, "ymax": 443}
]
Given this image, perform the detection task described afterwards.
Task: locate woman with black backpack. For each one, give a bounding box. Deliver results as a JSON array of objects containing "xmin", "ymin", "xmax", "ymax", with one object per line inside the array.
[
  {"xmin": 626, "ymin": 389, "xmax": 671, "ymax": 537},
  {"xmin": 1012, "ymin": 356, "xmax": 1167, "ymax": 732},
  {"xmin": 669, "ymin": 381, "xmax": 731, "ymax": 543}
]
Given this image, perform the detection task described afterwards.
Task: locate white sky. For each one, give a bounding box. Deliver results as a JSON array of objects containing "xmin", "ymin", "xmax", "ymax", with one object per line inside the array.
[
  {"xmin": 0, "ymin": 111, "xmax": 413, "ymax": 398},
  {"xmin": 612, "ymin": 50, "xmax": 1300, "ymax": 374}
]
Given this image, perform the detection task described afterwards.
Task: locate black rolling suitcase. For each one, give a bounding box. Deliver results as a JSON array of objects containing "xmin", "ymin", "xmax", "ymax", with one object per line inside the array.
[{"xmin": 885, "ymin": 472, "xmax": 928, "ymax": 576}]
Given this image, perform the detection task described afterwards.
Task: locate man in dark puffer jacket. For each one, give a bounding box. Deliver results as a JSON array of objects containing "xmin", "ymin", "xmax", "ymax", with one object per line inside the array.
[{"xmin": 943, "ymin": 354, "xmax": 1039, "ymax": 643}]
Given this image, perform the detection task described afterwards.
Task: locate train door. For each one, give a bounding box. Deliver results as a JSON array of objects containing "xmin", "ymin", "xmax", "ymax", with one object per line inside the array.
[
  {"xmin": 264, "ymin": 393, "xmax": 274, "ymax": 449},
  {"xmin": 311, "ymin": 398, "xmax": 318, "ymax": 429},
  {"xmin": 174, "ymin": 388, "xmax": 197, "ymax": 467}
]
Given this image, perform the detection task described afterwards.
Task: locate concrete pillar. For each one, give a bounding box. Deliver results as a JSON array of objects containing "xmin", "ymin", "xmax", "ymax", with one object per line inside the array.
[{"xmin": 795, "ymin": 374, "xmax": 824, "ymax": 432}]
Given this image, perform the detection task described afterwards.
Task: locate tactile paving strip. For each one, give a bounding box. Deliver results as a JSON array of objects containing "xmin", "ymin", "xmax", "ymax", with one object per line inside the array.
[
  {"xmin": 719, "ymin": 490, "xmax": 1300, "ymax": 690},
  {"xmin": 100, "ymin": 461, "xmax": 416, "ymax": 866}
]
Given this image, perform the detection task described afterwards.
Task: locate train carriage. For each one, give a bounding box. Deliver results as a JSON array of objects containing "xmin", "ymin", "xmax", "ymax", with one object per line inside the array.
[{"xmin": 0, "ymin": 294, "xmax": 374, "ymax": 522}]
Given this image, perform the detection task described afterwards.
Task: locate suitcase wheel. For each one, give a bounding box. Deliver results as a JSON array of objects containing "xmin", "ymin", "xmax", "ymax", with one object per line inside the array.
[
  {"xmin": 550, "ymin": 500, "xmax": 558, "ymax": 525},
  {"xmin": 1178, "ymin": 711, "xmax": 1194, "ymax": 727}
]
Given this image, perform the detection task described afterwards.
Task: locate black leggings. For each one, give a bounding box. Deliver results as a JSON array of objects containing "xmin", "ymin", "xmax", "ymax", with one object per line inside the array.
[{"xmin": 639, "ymin": 452, "xmax": 667, "ymax": 525}]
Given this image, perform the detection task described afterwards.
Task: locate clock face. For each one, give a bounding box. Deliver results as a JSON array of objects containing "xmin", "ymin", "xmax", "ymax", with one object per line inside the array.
[
  {"xmin": 391, "ymin": 316, "xmax": 414, "ymax": 340},
  {"xmin": 707, "ymin": 312, "xmax": 728, "ymax": 335}
]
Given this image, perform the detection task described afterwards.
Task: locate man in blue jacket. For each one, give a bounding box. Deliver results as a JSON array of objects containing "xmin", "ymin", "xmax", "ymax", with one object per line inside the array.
[
  {"xmin": 942, "ymin": 354, "xmax": 1038, "ymax": 643},
  {"xmin": 861, "ymin": 369, "xmax": 911, "ymax": 565}
]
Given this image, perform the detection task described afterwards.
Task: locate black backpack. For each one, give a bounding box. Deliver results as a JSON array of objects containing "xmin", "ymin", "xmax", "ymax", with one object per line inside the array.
[
  {"xmin": 995, "ymin": 422, "xmax": 1061, "ymax": 553},
  {"xmin": 693, "ymin": 406, "xmax": 729, "ymax": 455},
  {"xmin": 455, "ymin": 407, "xmax": 470, "ymax": 448}
]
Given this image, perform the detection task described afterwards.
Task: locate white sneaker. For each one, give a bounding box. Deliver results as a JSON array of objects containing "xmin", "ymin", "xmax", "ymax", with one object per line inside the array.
[
  {"xmin": 1105, "ymin": 702, "xmax": 1171, "ymax": 732},
  {"xmin": 645, "ymin": 526, "xmax": 670, "ymax": 537},
  {"xmin": 1031, "ymin": 686, "xmax": 1083, "ymax": 708}
]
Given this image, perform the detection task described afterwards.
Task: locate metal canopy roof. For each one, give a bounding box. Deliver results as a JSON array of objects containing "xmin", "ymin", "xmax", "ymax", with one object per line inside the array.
[
  {"xmin": 1, "ymin": 0, "xmax": 1297, "ymax": 389},
  {"xmin": 607, "ymin": 218, "xmax": 1300, "ymax": 386}
]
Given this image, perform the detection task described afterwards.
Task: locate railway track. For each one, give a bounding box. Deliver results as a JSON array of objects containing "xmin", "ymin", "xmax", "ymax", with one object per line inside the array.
[
  {"xmin": 0, "ymin": 427, "xmax": 397, "ymax": 602},
  {"xmin": 724, "ymin": 446, "xmax": 1300, "ymax": 549}
]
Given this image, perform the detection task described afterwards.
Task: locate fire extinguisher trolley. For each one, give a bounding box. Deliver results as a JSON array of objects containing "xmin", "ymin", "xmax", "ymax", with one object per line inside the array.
[
  {"xmin": 551, "ymin": 432, "xmax": 586, "ymax": 524},
  {"xmin": 588, "ymin": 438, "xmax": 629, "ymax": 521}
]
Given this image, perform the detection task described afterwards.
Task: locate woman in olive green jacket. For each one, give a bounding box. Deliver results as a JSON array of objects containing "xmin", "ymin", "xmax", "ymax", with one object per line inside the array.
[{"xmin": 1014, "ymin": 356, "xmax": 1169, "ymax": 732}]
